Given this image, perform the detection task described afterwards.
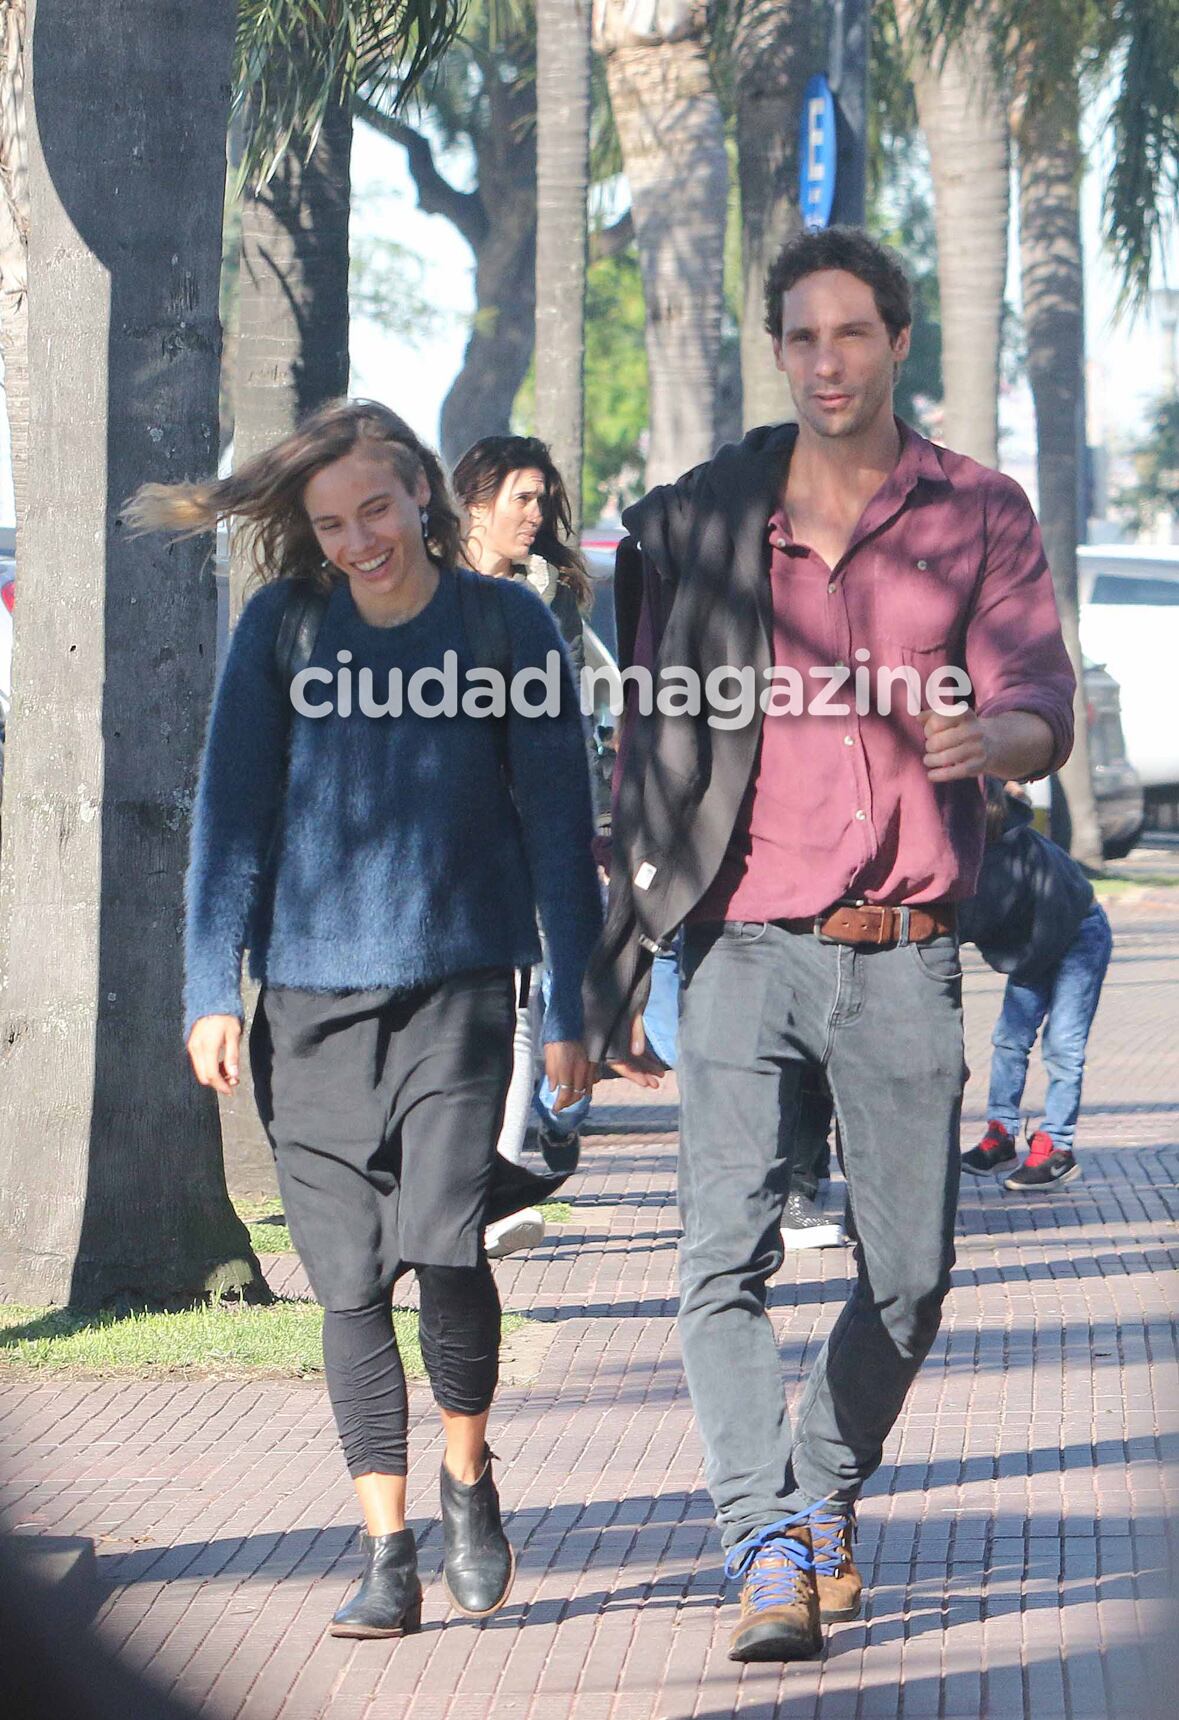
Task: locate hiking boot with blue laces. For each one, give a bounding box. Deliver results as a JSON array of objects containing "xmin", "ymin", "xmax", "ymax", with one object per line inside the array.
[
  {"xmin": 724, "ymin": 1510, "xmax": 823, "ymax": 1663},
  {"xmin": 809, "ymin": 1502, "xmax": 862, "ymax": 1621}
]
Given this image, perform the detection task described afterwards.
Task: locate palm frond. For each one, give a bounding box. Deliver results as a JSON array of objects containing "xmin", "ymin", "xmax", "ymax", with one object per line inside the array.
[
  {"xmin": 1100, "ymin": 0, "xmax": 1179, "ymax": 306},
  {"xmin": 234, "ymin": 0, "xmax": 468, "ymax": 188},
  {"xmin": 356, "ymin": 0, "xmax": 537, "ymax": 151},
  {"xmin": 908, "ymin": 0, "xmax": 1179, "ymax": 304}
]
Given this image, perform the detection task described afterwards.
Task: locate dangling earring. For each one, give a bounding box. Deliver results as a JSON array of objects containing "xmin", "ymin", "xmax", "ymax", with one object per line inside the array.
[{"xmin": 420, "ymin": 507, "xmax": 430, "ymax": 537}]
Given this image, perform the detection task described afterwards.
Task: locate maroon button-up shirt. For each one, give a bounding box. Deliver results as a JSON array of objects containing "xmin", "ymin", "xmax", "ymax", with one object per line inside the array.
[{"xmin": 689, "ymin": 423, "xmax": 1075, "ymax": 920}]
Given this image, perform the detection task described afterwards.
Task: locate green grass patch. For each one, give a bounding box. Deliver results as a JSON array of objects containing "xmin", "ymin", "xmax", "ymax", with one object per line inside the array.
[
  {"xmin": 538, "ymin": 1201, "xmax": 572, "ymax": 1225},
  {"xmin": 0, "ymin": 1299, "xmax": 526, "ymax": 1380},
  {"xmin": 0, "ymin": 1299, "xmax": 337, "ymax": 1377},
  {"xmin": 1093, "ymin": 872, "xmax": 1179, "ymax": 894},
  {"xmin": 244, "ymin": 1214, "xmax": 295, "ymax": 1254},
  {"xmin": 233, "ymin": 1196, "xmax": 293, "ymax": 1254}
]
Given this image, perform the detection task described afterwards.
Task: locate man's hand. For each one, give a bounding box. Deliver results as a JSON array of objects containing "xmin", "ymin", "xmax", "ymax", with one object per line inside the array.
[
  {"xmin": 921, "ymin": 708, "xmax": 989, "ymax": 782},
  {"xmin": 187, "ymin": 1014, "xmax": 242, "ymax": 1095},
  {"xmin": 606, "ymin": 1013, "xmax": 665, "ymax": 1090},
  {"xmin": 544, "ymin": 1040, "xmax": 596, "ymax": 1113},
  {"xmin": 923, "ymin": 707, "xmax": 1056, "ymax": 785}
]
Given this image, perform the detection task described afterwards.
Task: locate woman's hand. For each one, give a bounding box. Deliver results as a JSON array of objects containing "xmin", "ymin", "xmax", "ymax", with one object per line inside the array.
[
  {"xmin": 605, "ymin": 1013, "xmax": 665, "ymax": 1090},
  {"xmin": 544, "ymin": 1040, "xmax": 596, "ymax": 1114},
  {"xmin": 187, "ymin": 1015, "xmax": 242, "ymax": 1095}
]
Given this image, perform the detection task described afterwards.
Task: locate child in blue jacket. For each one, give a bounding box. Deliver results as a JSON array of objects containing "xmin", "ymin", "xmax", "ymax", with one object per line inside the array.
[{"xmin": 960, "ymin": 780, "xmax": 1112, "ymax": 1190}]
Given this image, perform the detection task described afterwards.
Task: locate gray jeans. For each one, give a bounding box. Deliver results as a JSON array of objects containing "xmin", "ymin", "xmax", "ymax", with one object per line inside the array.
[{"xmin": 677, "ymin": 919, "xmax": 968, "ymax": 1548}]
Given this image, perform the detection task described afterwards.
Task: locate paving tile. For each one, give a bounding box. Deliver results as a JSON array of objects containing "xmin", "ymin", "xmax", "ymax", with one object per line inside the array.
[{"xmin": 4, "ymin": 892, "xmax": 1178, "ymax": 1717}]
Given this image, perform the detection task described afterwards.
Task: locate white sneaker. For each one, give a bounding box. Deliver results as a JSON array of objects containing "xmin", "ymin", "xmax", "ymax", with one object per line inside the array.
[
  {"xmin": 780, "ymin": 1191, "xmax": 847, "ymax": 1251},
  {"xmin": 484, "ymin": 1207, "xmax": 546, "ymax": 1259}
]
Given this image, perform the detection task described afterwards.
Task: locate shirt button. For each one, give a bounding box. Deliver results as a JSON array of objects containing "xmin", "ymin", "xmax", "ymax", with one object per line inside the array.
[
  {"xmin": 843, "ymin": 735, "xmax": 855, "ymax": 746},
  {"xmin": 917, "ymin": 559, "xmax": 928, "ymax": 570},
  {"xmin": 827, "ymin": 582, "xmax": 837, "ymax": 594},
  {"xmin": 855, "ymin": 809, "xmax": 867, "ymax": 821},
  {"xmin": 776, "ymin": 538, "xmax": 788, "ymax": 550}
]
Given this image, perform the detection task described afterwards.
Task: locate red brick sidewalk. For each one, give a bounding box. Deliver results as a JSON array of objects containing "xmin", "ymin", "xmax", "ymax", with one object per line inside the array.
[{"xmin": 2, "ymin": 896, "xmax": 1177, "ymax": 1719}]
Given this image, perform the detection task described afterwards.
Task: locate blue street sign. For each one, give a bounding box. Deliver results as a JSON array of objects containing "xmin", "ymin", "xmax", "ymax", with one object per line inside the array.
[{"xmin": 799, "ymin": 73, "xmax": 837, "ymax": 231}]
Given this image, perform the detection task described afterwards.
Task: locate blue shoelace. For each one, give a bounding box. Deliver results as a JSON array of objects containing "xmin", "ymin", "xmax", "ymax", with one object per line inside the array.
[
  {"xmin": 724, "ymin": 1507, "xmax": 815, "ymax": 1610},
  {"xmin": 724, "ymin": 1500, "xmax": 851, "ymax": 1609},
  {"xmin": 807, "ymin": 1503, "xmax": 854, "ymax": 1577}
]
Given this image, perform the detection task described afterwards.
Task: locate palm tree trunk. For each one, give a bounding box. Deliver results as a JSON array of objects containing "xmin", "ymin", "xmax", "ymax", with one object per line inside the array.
[
  {"xmin": 357, "ymin": 30, "xmax": 541, "ymax": 472},
  {"xmin": 1017, "ymin": 76, "xmax": 1102, "ymax": 869},
  {"xmin": 732, "ymin": 0, "xmax": 806, "ymax": 429},
  {"xmin": 594, "ymin": 2, "xmax": 728, "ymax": 485},
  {"xmin": 437, "ymin": 62, "xmax": 538, "ymax": 468},
  {"xmin": 535, "ymin": 0, "xmax": 591, "ymax": 529},
  {"xmin": 438, "ymin": 143, "xmax": 536, "ymax": 468},
  {"xmin": 359, "ymin": 81, "xmax": 537, "ymax": 471},
  {"xmin": 896, "ymin": 1, "xmax": 1008, "ymax": 466},
  {"xmin": 230, "ymin": 90, "xmax": 352, "ymax": 615},
  {"xmin": 0, "ymin": 0, "xmax": 264, "ymax": 1306},
  {"xmin": 0, "ymin": 0, "xmax": 29, "ymax": 536},
  {"xmin": 221, "ymin": 93, "xmax": 353, "ymax": 1187}
]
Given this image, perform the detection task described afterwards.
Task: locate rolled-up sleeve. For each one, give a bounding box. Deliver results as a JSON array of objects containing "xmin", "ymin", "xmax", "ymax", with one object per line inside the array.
[{"xmin": 965, "ymin": 474, "xmax": 1075, "ymax": 775}]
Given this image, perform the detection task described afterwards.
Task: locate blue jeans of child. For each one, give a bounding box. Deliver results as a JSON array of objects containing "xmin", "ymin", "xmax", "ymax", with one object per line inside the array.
[
  {"xmin": 987, "ymin": 902, "xmax": 1112, "ymax": 1153},
  {"xmin": 535, "ymin": 943, "xmax": 682, "ymax": 1137}
]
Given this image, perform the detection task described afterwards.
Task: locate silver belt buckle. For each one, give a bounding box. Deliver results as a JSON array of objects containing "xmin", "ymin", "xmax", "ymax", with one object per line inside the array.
[{"xmin": 895, "ymin": 905, "xmax": 912, "ymax": 947}]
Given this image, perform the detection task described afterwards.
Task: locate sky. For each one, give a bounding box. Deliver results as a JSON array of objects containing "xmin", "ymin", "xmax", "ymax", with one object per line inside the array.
[
  {"xmin": 0, "ymin": 91, "xmax": 1173, "ymax": 534},
  {"xmin": 342, "ymin": 118, "xmax": 1176, "ymax": 529}
]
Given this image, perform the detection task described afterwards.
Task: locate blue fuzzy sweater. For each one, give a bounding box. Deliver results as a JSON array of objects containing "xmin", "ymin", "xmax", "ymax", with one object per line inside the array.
[{"xmin": 184, "ymin": 567, "xmax": 602, "ymax": 1042}]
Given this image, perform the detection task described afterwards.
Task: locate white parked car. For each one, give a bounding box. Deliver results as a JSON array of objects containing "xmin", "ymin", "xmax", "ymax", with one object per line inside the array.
[
  {"xmin": 1078, "ymin": 544, "xmax": 1179, "ymax": 817},
  {"xmin": 0, "ymin": 543, "xmax": 13, "ymax": 804}
]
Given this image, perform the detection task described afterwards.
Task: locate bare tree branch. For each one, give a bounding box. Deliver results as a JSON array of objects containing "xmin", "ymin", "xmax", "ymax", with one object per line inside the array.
[{"xmin": 353, "ymin": 93, "xmax": 489, "ymax": 249}]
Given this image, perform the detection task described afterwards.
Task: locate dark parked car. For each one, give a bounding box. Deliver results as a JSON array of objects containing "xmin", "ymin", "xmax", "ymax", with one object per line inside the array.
[{"xmin": 1032, "ymin": 658, "xmax": 1145, "ymax": 861}]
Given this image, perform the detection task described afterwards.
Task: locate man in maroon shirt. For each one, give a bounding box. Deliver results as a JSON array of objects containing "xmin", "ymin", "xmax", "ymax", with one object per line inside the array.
[{"xmin": 584, "ymin": 228, "xmax": 1074, "ymax": 1664}]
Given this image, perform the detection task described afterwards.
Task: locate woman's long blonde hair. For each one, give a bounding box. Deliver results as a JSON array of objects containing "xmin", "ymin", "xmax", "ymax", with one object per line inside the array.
[{"xmin": 124, "ymin": 399, "xmax": 462, "ymax": 591}]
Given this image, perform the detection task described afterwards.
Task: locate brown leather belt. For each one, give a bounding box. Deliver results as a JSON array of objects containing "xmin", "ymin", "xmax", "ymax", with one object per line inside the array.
[{"xmin": 777, "ymin": 901, "xmax": 957, "ymax": 948}]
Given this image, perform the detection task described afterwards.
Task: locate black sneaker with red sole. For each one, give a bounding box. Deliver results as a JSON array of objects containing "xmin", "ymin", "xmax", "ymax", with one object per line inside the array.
[
  {"xmin": 1004, "ymin": 1132, "xmax": 1081, "ymax": 1190},
  {"xmin": 962, "ymin": 1120, "xmax": 1019, "ymax": 1176}
]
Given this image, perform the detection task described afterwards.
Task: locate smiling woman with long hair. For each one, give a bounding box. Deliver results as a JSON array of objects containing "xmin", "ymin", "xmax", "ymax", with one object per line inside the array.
[{"xmin": 126, "ymin": 399, "xmax": 601, "ymax": 1640}]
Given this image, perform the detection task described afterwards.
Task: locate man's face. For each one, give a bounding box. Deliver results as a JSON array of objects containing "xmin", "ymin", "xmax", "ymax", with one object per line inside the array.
[{"xmin": 772, "ymin": 269, "xmax": 909, "ymax": 440}]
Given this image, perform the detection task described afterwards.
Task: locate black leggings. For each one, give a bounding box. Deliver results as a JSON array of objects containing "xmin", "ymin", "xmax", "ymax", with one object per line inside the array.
[{"xmin": 321, "ymin": 1262, "xmax": 502, "ymax": 1478}]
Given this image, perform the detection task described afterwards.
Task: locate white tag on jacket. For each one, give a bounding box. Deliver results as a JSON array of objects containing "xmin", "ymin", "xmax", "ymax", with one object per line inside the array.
[{"xmin": 634, "ymin": 862, "xmax": 657, "ymax": 890}]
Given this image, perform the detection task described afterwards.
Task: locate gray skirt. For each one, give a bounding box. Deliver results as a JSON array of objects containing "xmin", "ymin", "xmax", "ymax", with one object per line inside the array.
[{"xmin": 251, "ymin": 970, "xmax": 518, "ymax": 1311}]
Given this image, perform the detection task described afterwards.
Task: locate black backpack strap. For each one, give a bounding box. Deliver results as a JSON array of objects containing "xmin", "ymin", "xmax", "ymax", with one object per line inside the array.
[
  {"xmin": 456, "ymin": 569, "xmax": 513, "ymax": 784},
  {"xmin": 274, "ymin": 582, "xmax": 329, "ymax": 692},
  {"xmin": 456, "ymin": 567, "xmax": 513, "ymax": 683},
  {"xmin": 612, "ymin": 535, "xmax": 645, "ymax": 672},
  {"xmin": 260, "ymin": 583, "xmax": 328, "ymax": 885}
]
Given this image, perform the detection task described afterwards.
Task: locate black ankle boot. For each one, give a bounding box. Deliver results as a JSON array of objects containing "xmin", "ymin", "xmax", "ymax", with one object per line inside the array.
[
  {"xmin": 439, "ymin": 1448, "xmax": 514, "ymax": 1617},
  {"xmin": 329, "ymin": 1528, "xmax": 422, "ymax": 1638}
]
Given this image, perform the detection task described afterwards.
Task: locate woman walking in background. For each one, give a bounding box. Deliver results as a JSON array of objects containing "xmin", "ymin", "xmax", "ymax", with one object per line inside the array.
[
  {"xmin": 127, "ymin": 401, "xmax": 601, "ymax": 1639},
  {"xmin": 453, "ymin": 436, "xmax": 609, "ymax": 1254}
]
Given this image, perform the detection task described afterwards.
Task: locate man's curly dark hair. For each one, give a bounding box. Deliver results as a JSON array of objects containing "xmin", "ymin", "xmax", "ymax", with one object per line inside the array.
[{"xmin": 764, "ymin": 227, "xmax": 913, "ymax": 342}]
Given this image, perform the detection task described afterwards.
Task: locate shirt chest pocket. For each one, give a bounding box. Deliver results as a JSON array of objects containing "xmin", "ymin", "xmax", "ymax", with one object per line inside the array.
[{"xmin": 867, "ymin": 555, "xmax": 971, "ymax": 654}]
